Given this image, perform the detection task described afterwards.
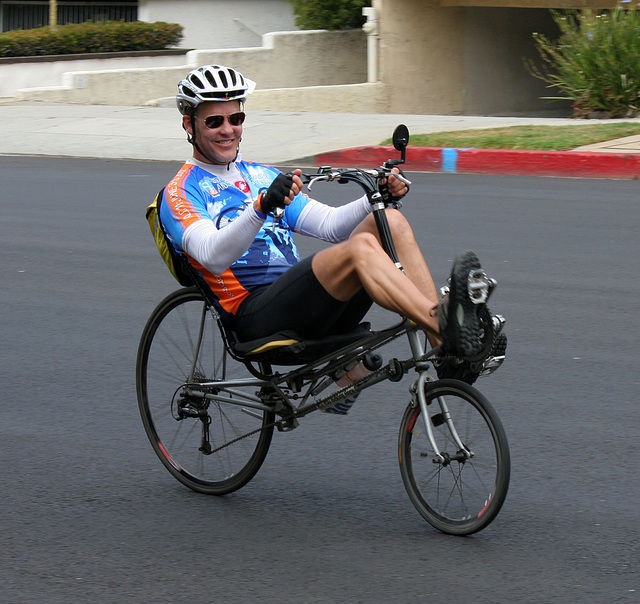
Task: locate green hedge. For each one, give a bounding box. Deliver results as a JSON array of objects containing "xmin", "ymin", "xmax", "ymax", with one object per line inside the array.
[
  {"xmin": 290, "ymin": 0, "xmax": 371, "ymax": 30},
  {"xmin": 0, "ymin": 21, "xmax": 183, "ymax": 58}
]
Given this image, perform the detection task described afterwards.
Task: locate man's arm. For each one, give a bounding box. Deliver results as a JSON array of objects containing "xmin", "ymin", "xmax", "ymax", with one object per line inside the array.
[
  {"xmin": 293, "ymin": 196, "xmax": 371, "ymax": 243},
  {"xmin": 182, "ymin": 209, "xmax": 264, "ymax": 275}
]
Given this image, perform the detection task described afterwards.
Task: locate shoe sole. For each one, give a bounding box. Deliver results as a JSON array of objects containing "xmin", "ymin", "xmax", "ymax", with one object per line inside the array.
[
  {"xmin": 448, "ymin": 251, "xmax": 492, "ymax": 360},
  {"xmin": 480, "ymin": 332, "xmax": 507, "ymax": 377}
]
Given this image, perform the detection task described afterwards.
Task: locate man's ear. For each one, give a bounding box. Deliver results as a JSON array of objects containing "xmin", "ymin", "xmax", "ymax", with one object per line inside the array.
[{"xmin": 182, "ymin": 114, "xmax": 193, "ymax": 135}]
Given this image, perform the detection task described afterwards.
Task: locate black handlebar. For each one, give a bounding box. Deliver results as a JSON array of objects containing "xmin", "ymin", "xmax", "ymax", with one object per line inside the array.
[
  {"xmin": 298, "ymin": 165, "xmax": 411, "ymax": 198},
  {"xmin": 287, "ymin": 123, "xmax": 411, "ymax": 199},
  {"xmin": 284, "ymin": 124, "xmax": 412, "ymax": 269}
]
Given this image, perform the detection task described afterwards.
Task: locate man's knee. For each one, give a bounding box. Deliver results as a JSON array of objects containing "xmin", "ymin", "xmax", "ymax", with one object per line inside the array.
[
  {"xmin": 359, "ymin": 208, "xmax": 413, "ymax": 239},
  {"xmin": 349, "ymin": 231, "xmax": 380, "ymax": 257},
  {"xmin": 385, "ymin": 208, "xmax": 414, "ymax": 239},
  {"xmin": 312, "ymin": 234, "xmax": 379, "ymax": 279}
]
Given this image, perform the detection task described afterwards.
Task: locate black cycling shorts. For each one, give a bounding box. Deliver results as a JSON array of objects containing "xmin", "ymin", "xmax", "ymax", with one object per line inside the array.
[{"xmin": 233, "ymin": 255, "xmax": 372, "ymax": 342}]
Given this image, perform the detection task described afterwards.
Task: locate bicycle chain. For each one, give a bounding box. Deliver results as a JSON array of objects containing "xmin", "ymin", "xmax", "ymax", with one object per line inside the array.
[{"xmin": 207, "ymin": 422, "xmax": 269, "ymax": 454}]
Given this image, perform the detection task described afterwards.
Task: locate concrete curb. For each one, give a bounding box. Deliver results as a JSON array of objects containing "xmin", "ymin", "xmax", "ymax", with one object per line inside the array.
[{"xmin": 314, "ymin": 146, "xmax": 640, "ymax": 179}]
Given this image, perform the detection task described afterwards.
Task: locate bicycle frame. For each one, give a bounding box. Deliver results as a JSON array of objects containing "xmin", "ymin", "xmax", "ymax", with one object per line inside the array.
[
  {"xmin": 176, "ymin": 280, "xmax": 471, "ymax": 469},
  {"xmin": 178, "ymin": 300, "xmax": 470, "ymax": 468}
]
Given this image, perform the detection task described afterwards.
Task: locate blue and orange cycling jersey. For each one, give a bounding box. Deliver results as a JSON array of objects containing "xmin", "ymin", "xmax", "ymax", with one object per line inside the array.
[{"xmin": 160, "ymin": 160, "xmax": 311, "ymax": 318}]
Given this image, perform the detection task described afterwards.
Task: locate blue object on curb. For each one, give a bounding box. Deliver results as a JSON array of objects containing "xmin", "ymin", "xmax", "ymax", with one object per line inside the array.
[{"xmin": 442, "ymin": 148, "xmax": 458, "ymax": 173}]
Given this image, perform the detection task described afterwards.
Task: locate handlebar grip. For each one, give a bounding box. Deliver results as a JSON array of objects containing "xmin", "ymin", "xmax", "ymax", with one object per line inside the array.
[{"xmin": 393, "ymin": 173, "xmax": 412, "ymax": 186}]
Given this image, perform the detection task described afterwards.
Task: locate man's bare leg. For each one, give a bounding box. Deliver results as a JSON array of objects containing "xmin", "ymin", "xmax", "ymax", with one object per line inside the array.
[
  {"xmin": 311, "ymin": 210, "xmax": 442, "ymax": 338},
  {"xmin": 352, "ymin": 210, "xmax": 442, "ymax": 345}
]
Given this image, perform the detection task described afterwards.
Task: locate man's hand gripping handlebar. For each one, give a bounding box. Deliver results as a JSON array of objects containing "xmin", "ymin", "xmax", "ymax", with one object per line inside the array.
[
  {"xmin": 257, "ymin": 171, "xmax": 304, "ymax": 219},
  {"xmin": 297, "ymin": 126, "xmax": 413, "ymax": 267}
]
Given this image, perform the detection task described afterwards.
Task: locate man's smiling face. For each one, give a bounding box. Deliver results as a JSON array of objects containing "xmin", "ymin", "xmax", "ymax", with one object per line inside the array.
[{"xmin": 184, "ymin": 100, "xmax": 243, "ymax": 165}]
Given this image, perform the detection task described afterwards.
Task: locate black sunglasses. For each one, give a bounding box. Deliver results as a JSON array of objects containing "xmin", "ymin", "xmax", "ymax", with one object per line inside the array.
[{"xmin": 201, "ymin": 112, "xmax": 246, "ymax": 129}]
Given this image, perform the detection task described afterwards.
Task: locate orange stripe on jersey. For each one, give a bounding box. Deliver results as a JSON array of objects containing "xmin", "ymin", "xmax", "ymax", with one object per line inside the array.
[
  {"xmin": 164, "ymin": 164, "xmax": 203, "ymax": 231},
  {"xmin": 188, "ymin": 257, "xmax": 250, "ymax": 315}
]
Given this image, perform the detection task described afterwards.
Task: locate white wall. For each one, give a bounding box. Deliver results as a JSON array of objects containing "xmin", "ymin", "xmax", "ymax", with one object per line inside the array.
[
  {"xmin": 0, "ymin": 52, "xmax": 188, "ymax": 99},
  {"xmin": 195, "ymin": 30, "xmax": 367, "ymax": 89},
  {"xmin": 14, "ymin": 30, "xmax": 368, "ymax": 108},
  {"xmin": 138, "ymin": 0, "xmax": 297, "ymax": 49}
]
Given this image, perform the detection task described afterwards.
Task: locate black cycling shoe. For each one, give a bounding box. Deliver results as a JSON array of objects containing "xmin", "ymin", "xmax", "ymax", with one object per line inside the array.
[
  {"xmin": 436, "ymin": 251, "xmax": 496, "ymax": 361},
  {"xmin": 434, "ymin": 315, "xmax": 507, "ymax": 384},
  {"xmin": 433, "ymin": 356, "xmax": 476, "ymax": 384}
]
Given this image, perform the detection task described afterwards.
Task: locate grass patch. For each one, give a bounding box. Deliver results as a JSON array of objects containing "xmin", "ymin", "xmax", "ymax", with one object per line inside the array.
[{"xmin": 383, "ymin": 123, "xmax": 640, "ymax": 151}]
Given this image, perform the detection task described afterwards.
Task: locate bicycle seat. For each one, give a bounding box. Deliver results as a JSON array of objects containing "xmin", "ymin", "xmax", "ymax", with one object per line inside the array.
[{"xmin": 228, "ymin": 322, "xmax": 374, "ymax": 365}]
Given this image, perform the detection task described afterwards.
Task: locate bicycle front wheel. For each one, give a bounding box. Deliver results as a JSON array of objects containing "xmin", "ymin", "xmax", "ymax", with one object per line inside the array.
[
  {"xmin": 398, "ymin": 379, "xmax": 510, "ymax": 535},
  {"xmin": 136, "ymin": 288, "xmax": 274, "ymax": 495}
]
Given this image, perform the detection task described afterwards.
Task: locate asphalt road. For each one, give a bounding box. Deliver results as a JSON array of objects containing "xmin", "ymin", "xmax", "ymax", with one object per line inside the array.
[{"xmin": 2, "ymin": 157, "xmax": 639, "ymax": 603}]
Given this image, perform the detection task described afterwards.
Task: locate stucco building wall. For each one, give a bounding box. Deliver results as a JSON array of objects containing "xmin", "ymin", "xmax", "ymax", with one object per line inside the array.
[{"xmin": 375, "ymin": 0, "xmax": 572, "ymax": 115}]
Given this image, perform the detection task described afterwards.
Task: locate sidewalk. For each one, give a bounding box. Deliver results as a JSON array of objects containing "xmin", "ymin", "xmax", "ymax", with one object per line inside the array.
[{"xmin": 1, "ymin": 100, "xmax": 640, "ymax": 178}]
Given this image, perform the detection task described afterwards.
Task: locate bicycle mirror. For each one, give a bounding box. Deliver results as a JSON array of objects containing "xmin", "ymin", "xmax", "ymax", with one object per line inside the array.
[{"xmin": 392, "ymin": 124, "xmax": 409, "ymax": 164}]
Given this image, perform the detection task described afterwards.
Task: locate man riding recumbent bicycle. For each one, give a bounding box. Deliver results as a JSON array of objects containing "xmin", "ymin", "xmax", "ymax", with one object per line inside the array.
[{"xmin": 136, "ymin": 64, "xmax": 509, "ymax": 535}]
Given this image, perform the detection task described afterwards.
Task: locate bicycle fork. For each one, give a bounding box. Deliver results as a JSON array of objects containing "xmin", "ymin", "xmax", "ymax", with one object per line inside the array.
[{"xmin": 411, "ymin": 372, "xmax": 473, "ymax": 465}]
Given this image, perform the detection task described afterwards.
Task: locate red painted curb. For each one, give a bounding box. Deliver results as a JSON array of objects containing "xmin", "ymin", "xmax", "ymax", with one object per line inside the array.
[{"xmin": 313, "ymin": 145, "xmax": 640, "ymax": 179}]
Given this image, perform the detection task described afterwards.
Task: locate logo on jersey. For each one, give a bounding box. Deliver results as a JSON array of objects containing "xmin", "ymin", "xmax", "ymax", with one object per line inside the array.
[
  {"xmin": 200, "ymin": 176, "xmax": 231, "ymax": 197},
  {"xmin": 235, "ymin": 181, "xmax": 250, "ymax": 194}
]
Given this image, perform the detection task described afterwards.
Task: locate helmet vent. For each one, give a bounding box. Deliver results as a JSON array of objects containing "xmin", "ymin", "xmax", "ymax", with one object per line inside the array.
[
  {"xmin": 204, "ymin": 70, "xmax": 216, "ymax": 87},
  {"xmin": 189, "ymin": 74, "xmax": 204, "ymax": 89}
]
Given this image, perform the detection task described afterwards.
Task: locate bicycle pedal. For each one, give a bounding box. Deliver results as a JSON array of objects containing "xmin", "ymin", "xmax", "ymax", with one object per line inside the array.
[
  {"xmin": 467, "ymin": 269, "xmax": 496, "ymax": 305},
  {"xmin": 479, "ymin": 354, "xmax": 506, "ymax": 377},
  {"xmin": 492, "ymin": 314, "xmax": 506, "ymax": 333}
]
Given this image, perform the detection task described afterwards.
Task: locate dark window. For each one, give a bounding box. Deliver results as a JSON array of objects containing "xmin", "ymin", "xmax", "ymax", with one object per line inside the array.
[{"xmin": 1, "ymin": 2, "xmax": 138, "ymax": 32}]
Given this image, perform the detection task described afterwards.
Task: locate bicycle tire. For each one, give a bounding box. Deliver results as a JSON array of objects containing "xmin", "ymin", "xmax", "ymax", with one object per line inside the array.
[
  {"xmin": 398, "ymin": 379, "xmax": 510, "ymax": 535},
  {"xmin": 136, "ymin": 288, "xmax": 274, "ymax": 495}
]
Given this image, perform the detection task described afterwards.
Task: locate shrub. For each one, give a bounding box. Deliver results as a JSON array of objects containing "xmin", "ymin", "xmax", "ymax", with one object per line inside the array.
[
  {"xmin": 0, "ymin": 21, "xmax": 183, "ymax": 57},
  {"xmin": 529, "ymin": 8, "xmax": 640, "ymax": 117},
  {"xmin": 290, "ymin": 0, "xmax": 371, "ymax": 30}
]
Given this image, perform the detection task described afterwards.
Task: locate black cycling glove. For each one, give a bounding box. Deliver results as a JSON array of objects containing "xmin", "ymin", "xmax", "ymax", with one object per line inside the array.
[
  {"xmin": 380, "ymin": 168, "xmax": 409, "ymax": 208},
  {"xmin": 391, "ymin": 168, "xmax": 410, "ymax": 201},
  {"xmin": 258, "ymin": 172, "xmax": 294, "ymax": 214}
]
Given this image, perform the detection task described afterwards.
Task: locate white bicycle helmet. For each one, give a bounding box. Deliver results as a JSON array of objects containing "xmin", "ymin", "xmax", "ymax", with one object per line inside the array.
[{"xmin": 177, "ymin": 64, "xmax": 256, "ymax": 115}]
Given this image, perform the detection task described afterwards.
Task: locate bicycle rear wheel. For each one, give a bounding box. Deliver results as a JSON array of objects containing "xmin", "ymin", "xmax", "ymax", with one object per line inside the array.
[
  {"xmin": 398, "ymin": 379, "xmax": 510, "ymax": 535},
  {"xmin": 136, "ymin": 288, "xmax": 274, "ymax": 495}
]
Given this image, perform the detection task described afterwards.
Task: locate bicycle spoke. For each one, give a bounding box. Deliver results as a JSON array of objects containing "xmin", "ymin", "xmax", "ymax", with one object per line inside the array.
[{"xmin": 137, "ymin": 289, "xmax": 274, "ymax": 495}]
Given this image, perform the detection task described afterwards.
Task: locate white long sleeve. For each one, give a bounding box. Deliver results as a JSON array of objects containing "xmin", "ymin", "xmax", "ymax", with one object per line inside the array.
[
  {"xmin": 182, "ymin": 206, "xmax": 264, "ymax": 275},
  {"xmin": 294, "ymin": 195, "xmax": 371, "ymax": 242}
]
